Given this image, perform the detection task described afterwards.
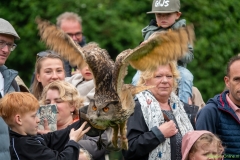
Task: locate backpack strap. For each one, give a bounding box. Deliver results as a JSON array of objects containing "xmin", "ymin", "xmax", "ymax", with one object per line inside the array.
[{"xmin": 183, "ymin": 102, "xmax": 199, "ymax": 129}]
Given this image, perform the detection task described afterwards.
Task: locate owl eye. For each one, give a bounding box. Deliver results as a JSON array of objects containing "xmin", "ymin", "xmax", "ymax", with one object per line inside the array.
[
  {"xmin": 102, "ymin": 106, "xmax": 109, "ymax": 112},
  {"xmin": 92, "ymin": 106, "xmax": 97, "ymax": 111}
]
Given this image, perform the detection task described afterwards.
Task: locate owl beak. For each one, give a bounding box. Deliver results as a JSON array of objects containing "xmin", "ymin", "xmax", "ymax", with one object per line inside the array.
[{"xmin": 97, "ymin": 110, "xmax": 100, "ymax": 117}]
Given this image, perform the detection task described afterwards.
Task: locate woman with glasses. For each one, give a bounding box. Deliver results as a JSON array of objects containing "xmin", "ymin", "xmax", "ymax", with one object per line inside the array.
[{"xmin": 123, "ymin": 61, "xmax": 194, "ymax": 160}]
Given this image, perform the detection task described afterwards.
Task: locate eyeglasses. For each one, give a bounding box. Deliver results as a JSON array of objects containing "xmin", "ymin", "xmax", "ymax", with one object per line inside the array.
[
  {"xmin": 66, "ymin": 32, "xmax": 82, "ymax": 39},
  {"xmin": 36, "ymin": 50, "xmax": 62, "ymax": 60},
  {"xmin": 0, "ymin": 40, "xmax": 17, "ymax": 51}
]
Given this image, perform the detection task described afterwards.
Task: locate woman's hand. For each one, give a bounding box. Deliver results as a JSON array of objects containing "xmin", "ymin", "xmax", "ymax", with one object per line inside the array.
[
  {"xmin": 158, "ymin": 120, "xmax": 178, "ymax": 138},
  {"xmin": 69, "ymin": 121, "xmax": 91, "ymax": 142}
]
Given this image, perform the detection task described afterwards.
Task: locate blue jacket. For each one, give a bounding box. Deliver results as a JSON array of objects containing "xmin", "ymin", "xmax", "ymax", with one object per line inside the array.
[
  {"xmin": 0, "ymin": 65, "xmax": 19, "ymax": 160},
  {"xmin": 0, "ymin": 65, "xmax": 19, "ymax": 94},
  {"xmin": 196, "ymin": 90, "xmax": 240, "ymax": 159}
]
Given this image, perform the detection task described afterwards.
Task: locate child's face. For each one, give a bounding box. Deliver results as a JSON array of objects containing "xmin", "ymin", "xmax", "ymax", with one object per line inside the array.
[
  {"xmin": 155, "ymin": 12, "xmax": 181, "ymax": 28},
  {"xmin": 80, "ymin": 65, "xmax": 93, "ymax": 81},
  {"xmin": 21, "ymin": 110, "xmax": 40, "ymax": 136},
  {"xmin": 189, "ymin": 142, "xmax": 223, "ymax": 160}
]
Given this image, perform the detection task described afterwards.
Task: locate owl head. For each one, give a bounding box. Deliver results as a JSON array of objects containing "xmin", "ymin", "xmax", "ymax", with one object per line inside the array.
[{"xmin": 87, "ymin": 98, "xmax": 122, "ymax": 130}]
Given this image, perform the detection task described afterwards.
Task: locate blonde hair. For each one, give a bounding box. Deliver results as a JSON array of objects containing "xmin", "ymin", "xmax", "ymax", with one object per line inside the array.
[
  {"xmin": 56, "ymin": 12, "xmax": 82, "ymax": 27},
  {"xmin": 137, "ymin": 61, "xmax": 180, "ymax": 90},
  {"xmin": 39, "ymin": 81, "xmax": 84, "ymax": 119},
  {"xmin": 189, "ymin": 133, "xmax": 224, "ymax": 158},
  {"xmin": 79, "ymin": 148, "xmax": 92, "ymax": 160},
  {"xmin": 30, "ymin": 52, "xmax": 65, "ymax": 100},
  {"xmin": 0, "ymin": 92, "xmax": 39, "ymax": 127}
]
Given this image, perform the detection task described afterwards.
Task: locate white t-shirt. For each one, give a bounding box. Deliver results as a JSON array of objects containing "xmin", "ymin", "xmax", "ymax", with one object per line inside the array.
[{"xmin": 0, "ymin": 72, "xmax": 4, "ymax": 96}]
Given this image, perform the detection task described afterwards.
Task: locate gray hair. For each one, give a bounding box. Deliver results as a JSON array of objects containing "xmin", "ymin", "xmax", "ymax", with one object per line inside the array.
[{"xmin": 56, "ymin": 12, "xmax": 82, "ymax": 27}]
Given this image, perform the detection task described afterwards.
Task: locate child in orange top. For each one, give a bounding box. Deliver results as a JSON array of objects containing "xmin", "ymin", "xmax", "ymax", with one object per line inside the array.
[{"xmin": 0, "ymin": 92, "xmax": 90, "ymax": 160}]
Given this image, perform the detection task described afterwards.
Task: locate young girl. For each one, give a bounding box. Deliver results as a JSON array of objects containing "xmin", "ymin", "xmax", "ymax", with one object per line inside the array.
[{"xmin": 182, "ymin": 131, "xmax": 224, "ymax": 160}]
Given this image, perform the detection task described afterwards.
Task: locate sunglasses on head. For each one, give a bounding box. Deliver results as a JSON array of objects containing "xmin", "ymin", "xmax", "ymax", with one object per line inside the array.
[{"xmin": 36, "ymin": 50, "xmax": 61, "ymax": 60}]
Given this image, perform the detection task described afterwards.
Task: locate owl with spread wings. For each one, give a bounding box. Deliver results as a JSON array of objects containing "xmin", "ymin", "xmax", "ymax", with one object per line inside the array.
[{"xmin": 36, "ymin": 18, "xmax": 194, "ymax": 150}]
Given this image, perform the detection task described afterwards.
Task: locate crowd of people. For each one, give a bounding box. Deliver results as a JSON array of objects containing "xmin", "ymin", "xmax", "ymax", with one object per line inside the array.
[{"xmin": 0, "ymin": 0, "xmax": 239, "ymax": 160}]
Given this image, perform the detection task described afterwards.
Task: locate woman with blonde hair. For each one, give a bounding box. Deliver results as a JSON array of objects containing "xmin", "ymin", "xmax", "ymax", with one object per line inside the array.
[
  {"xmin": 39, "ymin": 80, "xmax": 112, "ymax": 159},
  {"xmin": 39, "ymin": 80, "xmax": 83, "ymax": 129},
  {"xmin": 123, "ymin": 61, "xmax": 193, "ymax": 160}
]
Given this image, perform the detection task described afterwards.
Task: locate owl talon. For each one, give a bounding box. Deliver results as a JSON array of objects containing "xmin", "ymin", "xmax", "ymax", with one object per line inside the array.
[
  {"xmin": 121, "ymin": 142, "xmax": 128, "ymax": 150},
  {"xmin": 112, "ymin": 139, "xmax": 118, "ymax": 148},
  {"xmin": 106, "ymin": 140, "xmax": 121, "ymax": 151},
  {"xmin": 121, "ymin": 137, "xmax": 128, "ymax": 150}
]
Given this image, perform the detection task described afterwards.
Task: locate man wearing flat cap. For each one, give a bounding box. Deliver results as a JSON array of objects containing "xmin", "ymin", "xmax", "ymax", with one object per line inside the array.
[{"xmin": 0, "ymin": 18, "xmax": 21, "ymax": 160}]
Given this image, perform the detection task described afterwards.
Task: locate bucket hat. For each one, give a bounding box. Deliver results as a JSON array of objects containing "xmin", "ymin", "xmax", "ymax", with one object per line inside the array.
[
  {"xmin": 181, "ymin": 130, "xmax": 212, "ymax": 160},
  {"xmin": 0, "ymin": 18, "xmax": 20, "ymax": 40},
  {"xmin": 147, "ymin": 0, "xmax": 180, "ymax": 14}
]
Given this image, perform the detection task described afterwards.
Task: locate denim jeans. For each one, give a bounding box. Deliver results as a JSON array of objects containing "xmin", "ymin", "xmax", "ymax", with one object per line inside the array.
[
  {"xmin": 131, "ymin": 66, "xmax": 193, "ymax": 103},
  {"xmin": 131, "ymin": 70, "xmax": 141, "ymax": 86},
  {"xmin": 177, "ymin": 66, "xmax": 193, "ymax": 103}
]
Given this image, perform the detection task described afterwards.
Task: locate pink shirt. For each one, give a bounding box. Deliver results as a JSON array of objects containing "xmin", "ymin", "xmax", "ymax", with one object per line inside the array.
[{"xmin": 226, "ymin": 94, "xmax": 240, "ymax": 120}]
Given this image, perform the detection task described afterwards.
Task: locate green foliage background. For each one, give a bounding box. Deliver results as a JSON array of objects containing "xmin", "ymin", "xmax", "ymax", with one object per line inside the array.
[
  {"xmin": 1, "ymin": 0, "xmax": 240, "ymax": 102},
  {"xmin": 1, "ymin": 0, "xmax": 240, "ymax": 159}
]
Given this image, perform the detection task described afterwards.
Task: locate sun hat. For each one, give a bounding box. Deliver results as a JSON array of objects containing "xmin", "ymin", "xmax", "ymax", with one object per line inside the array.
[{"xmin": 181, "ymin": 130, "xmax": 212, "ymax": 160}]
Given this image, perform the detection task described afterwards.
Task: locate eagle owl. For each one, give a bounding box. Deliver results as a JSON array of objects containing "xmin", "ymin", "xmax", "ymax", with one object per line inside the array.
[{"xmin": 37, "ymin": 18, "xmax": 195, "ymax": 150}]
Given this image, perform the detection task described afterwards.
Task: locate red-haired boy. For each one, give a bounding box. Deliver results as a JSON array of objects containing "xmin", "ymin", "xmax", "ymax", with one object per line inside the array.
[{"xmin": 0, "ymin": 92, "xmax": 90, "ymax": 160}]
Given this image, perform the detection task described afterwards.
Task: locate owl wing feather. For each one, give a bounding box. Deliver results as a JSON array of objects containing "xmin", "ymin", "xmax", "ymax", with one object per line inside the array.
[
  {"xmin": 129, "ymin": 25, "xmax": 195, "ymax": 71},
  {"xmin": 113, "ymin": 25, "xmax": 195, "ymax": 95},
  {"xmin": 82, "ymin": 43, "xmax": 118, "ymax": 103},
  {"xmin": 36, "ymin": 18, "xmax": 118, "ymax": 102},
  {"xmin": 37, "ymin": 18, "xmax": 194, "ymax": 104},
  {"xmin": 36, "ymin": 18, "xmax": 87, "ymax": 69}
]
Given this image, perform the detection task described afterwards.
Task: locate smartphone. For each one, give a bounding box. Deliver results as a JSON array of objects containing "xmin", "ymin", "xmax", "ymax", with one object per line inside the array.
[{"xmin": 37, "ymin": 104, "xmax": 58, "ymax": 132}]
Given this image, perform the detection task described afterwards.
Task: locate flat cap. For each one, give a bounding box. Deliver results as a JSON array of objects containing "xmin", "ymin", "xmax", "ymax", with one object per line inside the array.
[{"xmin": 0, "ymin": 18, "xmax": 20, "ymax": 40}]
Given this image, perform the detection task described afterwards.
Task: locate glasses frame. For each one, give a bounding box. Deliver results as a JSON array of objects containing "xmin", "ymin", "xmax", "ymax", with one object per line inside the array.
[
  {"xmin": 0, "ymin": 40, "xmax": 17, "ymax": 51},
  {"xmin": 66, "ymin": 32, "xmax": 83, "ymax": 39}
]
